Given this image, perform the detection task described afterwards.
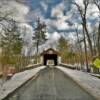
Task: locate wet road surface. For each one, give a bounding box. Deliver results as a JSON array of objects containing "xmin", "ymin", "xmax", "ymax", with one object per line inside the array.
[{"xmin": 5, "ymin": 67, "xmax": 96, "ymax": 100}]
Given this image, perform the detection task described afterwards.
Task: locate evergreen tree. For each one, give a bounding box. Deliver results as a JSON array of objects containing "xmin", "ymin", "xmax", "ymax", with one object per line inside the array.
[
  {"xmin": 33, "ymin": 18, "xmax": 47, "ymax": 63},
  {"xmin": 0, "ymin": 21, "xmax": 23, "ymax": 65}
]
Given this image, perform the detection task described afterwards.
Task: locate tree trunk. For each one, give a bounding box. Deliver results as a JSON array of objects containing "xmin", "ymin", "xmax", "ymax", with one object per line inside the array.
[
  {"xmin": 36, "ymin": 41, "xmax": 39, "ymax": 64},
  {"xmin": 83, "ymin": 28, "xmax": 90, "ymax": 72},
  {"xmin": 83, "ymin": 22, "xmax": 94, "ymax": 58},
  {"xmin": 97, "ymin": 23, "xmax": 100, "ymax": 58},
  {"xmin": 76, "ymin": 28, "xmax": 83, "ymax": 69}
]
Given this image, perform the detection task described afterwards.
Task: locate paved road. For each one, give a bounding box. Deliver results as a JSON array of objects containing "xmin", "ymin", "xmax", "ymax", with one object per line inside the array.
[{"xmin": 5, "ymin": 67, "xmax": 96, "ymax": 100}]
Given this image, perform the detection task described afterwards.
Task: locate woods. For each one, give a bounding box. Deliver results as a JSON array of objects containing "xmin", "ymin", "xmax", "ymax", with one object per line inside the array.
[
  {"xmin": 0, "ymin": 16, "xmax": 47, "ymax": 81},
  {"xmin": 56, "ymin": 0, "xmax": 100, "ymax": 72},
  {"xmin": 0, "ymin": 0, "xmax": 100, "ymax": 81}
]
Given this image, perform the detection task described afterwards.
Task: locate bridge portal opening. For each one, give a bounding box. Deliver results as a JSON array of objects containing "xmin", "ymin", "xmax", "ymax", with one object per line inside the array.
[
  {"xmin": 44, "ymin": 54, "xmax": 57, "ymax": 65},
  {"xmin": 40, "ymin": 48, "xmax": 61, "ymax": 66}
]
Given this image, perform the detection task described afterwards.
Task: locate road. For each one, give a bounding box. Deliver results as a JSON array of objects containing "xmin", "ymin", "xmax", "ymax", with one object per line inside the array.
[{"xmin": 5, "ymin": 66, "xmax": 96, "ymax": 100}]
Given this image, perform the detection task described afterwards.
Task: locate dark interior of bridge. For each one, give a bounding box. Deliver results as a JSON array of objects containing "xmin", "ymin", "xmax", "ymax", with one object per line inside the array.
[{"xmin": 43, "ymin": 54, "xmax": 58, "ymax": 65}]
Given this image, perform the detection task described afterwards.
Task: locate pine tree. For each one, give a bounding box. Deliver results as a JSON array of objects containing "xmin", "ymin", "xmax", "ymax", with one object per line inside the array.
[
  {"xmin": 0, "ymin": 21, "xmax": 23, "ymax": 65},
  {"xmin": 33, "ymin": 18, "xmax": 47, "ymax": 63}
]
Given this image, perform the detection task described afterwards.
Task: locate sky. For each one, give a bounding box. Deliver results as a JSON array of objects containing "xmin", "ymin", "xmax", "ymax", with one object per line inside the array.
[
  {"xmin": 17, "ymin": 0, "xmax": 99, "ymax": 36},
  {"xmin": 0, "ymin": 0, "xmax": 99, "ymax": 55},
  {"xmin": 21, "ymin": 0, "xmax": 74, "ymax": 33}
]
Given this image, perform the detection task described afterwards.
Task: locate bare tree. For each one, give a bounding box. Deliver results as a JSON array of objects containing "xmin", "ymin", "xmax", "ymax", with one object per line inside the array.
[
  {"xmin": 72, "ymin": 0, "xmax": 94, "ymax": 58},
  {"xmin": 93, "ymin": 0, "xmax": 100, "ymax": 11},
  {"xmin": 92, "ymin": 0, "xmax": 100, "ymax": 58},
  {"xmin": 74, "ymin": 26, "xmax": 84, "ymax": 70}
]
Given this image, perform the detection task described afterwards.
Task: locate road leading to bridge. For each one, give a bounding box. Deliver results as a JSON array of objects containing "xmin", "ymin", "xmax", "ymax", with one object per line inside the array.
[{"xmin": 5, "ymin": 67, "xmax": 96, "ymax": 100}]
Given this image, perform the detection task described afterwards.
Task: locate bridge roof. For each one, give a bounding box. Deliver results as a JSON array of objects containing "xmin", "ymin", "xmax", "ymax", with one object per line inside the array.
[{"xmin": 40, "ymin": 48, "xmax": 61, "ymax": 56}]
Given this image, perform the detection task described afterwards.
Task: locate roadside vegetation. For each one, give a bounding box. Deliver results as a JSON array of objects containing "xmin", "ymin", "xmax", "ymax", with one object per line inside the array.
[
  {"xmin": 57, "ymin": 0, "xmax": 100, "ymax": 73},
  {"xmin": 0, "ymin": 0, "xmax": 100, "ymax": 82}
]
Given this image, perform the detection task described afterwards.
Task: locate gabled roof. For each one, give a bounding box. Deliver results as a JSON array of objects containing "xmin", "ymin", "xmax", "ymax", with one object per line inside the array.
[{"xmin": 40, "ymin": 48, "xmax": 61, "ymax": 56}]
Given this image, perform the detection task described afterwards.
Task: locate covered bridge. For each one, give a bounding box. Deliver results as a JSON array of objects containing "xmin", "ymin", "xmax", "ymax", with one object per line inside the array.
[{"xmin": 40, "ymin": 48, "xmax": 61, "ymax": 66}]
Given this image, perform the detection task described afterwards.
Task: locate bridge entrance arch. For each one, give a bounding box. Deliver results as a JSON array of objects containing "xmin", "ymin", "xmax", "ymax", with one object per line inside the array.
[
  {"xmin": 40, "ymin": 48, "xmax": 61, "ymax": 66},
  {"xmin": 43, "ymin": 54, "xmax": 57, "ymax": 65}
]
